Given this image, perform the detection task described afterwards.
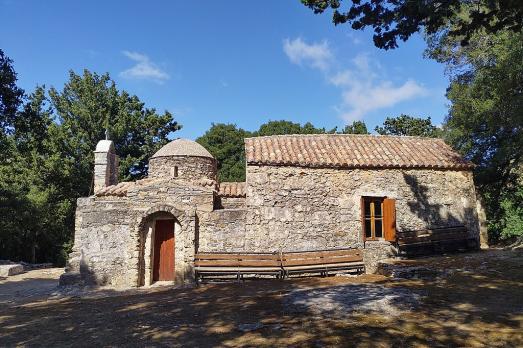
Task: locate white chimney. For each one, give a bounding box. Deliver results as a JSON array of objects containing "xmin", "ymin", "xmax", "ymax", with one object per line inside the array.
[{"xmin": 94, "ymin": 140, "xmax": 119, "ymax": 193}]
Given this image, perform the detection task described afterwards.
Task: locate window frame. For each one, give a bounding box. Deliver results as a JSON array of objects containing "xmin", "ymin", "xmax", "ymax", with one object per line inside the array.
[{"xmin": 362, "ymin": 196, "xmax": 386, "ymax": 241}]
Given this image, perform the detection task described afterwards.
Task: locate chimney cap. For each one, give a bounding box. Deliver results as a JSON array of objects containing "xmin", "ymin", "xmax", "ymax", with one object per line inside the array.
[{"xmin": 95, "ymin": 140, "xmax": 115, "ymax": 153}]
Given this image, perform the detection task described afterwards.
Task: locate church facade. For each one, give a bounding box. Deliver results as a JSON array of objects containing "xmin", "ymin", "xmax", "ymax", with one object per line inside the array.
[{"xmin": 61, "ymin": 135, "xmax": 482, "ymax": 287}]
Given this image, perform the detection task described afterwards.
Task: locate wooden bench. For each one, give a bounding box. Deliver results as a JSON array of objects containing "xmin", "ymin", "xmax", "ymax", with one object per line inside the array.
[
  {"xmin": 281, "ymin": 248, "xmax": 365, "ymax": 277},
  {"xmin": 396, "ymin": 226, "xmax": 479, "ymax": 256},
  {"xmin": 194, "ymin": 252, "xmax": 282, "ymax": 282}
]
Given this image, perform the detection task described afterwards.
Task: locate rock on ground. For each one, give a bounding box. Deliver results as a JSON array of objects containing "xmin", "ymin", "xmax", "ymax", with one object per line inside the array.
[
  {"xmin": 284, "ymin": 284, "xmax": 422, "ymax": 318},
  {"xmin": 0, "ymin": 264, "xmax": 24, "ymax": 277}
]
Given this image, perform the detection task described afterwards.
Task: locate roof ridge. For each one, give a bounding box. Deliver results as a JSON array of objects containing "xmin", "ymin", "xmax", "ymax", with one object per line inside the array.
[{"xmin": 244, "ymin": 133, "xmax": 445, "ymax": 141}]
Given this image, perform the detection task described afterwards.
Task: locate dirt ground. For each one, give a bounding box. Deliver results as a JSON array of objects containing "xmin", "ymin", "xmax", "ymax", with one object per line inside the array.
[{"xmin": 0, "ymin": 249, "xmax": 522, "ymax": 347}]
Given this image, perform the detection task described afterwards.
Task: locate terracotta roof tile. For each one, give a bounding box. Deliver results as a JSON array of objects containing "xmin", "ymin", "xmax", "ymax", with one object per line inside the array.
[
  {"xmin": 218, "ymin": 182, "xmax": 246, "ymax": 198},
  {"xmin": 245, "ymin": 134, "xmax": 474, "ymax": 170},
  {"xmin": 95, "ymin": 178, "xmax": 160, "ymax": 197}
]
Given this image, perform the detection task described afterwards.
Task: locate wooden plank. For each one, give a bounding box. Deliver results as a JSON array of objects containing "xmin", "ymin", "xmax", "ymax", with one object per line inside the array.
[
  {"xmin": 383, "ymin": 198, "xmax": 396, "ymax": 242},
  {"xmin": 398, "ymin": 232, "xmax": 469, "ymax": 243},
  {"xmin": 285, "ymin": 262, "xmax": 365, "ymax": 271},
  {"xmin": 195, "ymin": 254, "xmax": 242, "ymax": 260},
  {"xmin": 195, "ymin": 253, "xmax": 280, "ymax": 260},
  {"xmin": 283, "ymin": 255, "xmax": 363, "ymax": 266},
  {"xmin": 237, "ymin": 254, "xmax": 281, "ymax": 260},
  {"xmin": 195, "ymin": 260, "xmax": 239, "ymax": 267},
  {"xmin": 195, "ymin": 260, "xmax": 281, "ymax": 267},
  {"xmin": 322, "ymin": 256, "xmax": 363, "ymax": 264},
  {"xmin": 282, "ymin": 249, "xmax": 361, "ymax": 259},
  {"xmin": 237, "ymin": 260, "xmax": 281, "ymax": 267},
  {"xmin": 361, "ymin": 196, "xmax": 366, "ymax": 242},
  {"xmin": 397, "ymin": 226, "xmax": 466, "ymax": 236}
]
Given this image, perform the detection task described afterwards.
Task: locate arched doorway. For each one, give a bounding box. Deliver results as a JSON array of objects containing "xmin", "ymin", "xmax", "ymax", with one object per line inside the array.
[
  {"xmin": 152, "ymin": 218, "xmax": 175, "ymax": 282},
  {"xmin": 136, "ymin": 207, "xmax": 184, "ymax": 286}
]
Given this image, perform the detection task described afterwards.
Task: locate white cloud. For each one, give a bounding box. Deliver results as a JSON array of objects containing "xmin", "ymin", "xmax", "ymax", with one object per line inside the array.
[
  {"xmin": 333, "ymin": 54, "xmax": 427, "ymax": 121},
  {"xmin": 339, "ymin": 79, "xmax": 428, "ymax": 121},
  {"xmin": 283, "ymin": 38, "xmax": 333, "ymax": 71},
  {"xmin": 120, "ymin": 51, "xmax": 170, "ymax": 83},
  {"xmin": 283, "ymin": 38, "xmax": 429, "ymax": 122}
]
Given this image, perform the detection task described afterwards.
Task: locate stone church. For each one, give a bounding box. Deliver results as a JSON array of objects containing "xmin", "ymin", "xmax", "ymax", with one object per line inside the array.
[{"xmin": 61, "ymin": 134, "xmax": 481, "ymax": 287}]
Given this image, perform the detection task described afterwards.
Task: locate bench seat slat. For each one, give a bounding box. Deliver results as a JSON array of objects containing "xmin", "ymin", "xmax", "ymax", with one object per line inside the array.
[
  {"xmin": 284, "ymin": 262, "xmax": 365, "ymax": 271},
  {"xmin": 195, "ymin": 267, "xmax": 282, "ymax": 272},
  {"xmin": 195, "ymin": 260, "xmax": 281, "ymax": 267},
  {"xmin": 195, "ymin": 253, "xmax": 280, "ymax": 260},
  {"xmin": 398, "ymin": 234, "xmax": 472, "ymax": 244},
  {"xmin": 282, "ymin": 255, "xmax": 362, "ymax": 266},
  {"xmin": 282, "ymin": 249, "xmax": 361, "ymax": 258}
]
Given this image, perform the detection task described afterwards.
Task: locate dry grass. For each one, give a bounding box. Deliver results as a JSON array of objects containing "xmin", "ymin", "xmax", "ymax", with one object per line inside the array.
[{"xmin": 0, "ymin": 249, "xmax": 522, "ymax": 347}]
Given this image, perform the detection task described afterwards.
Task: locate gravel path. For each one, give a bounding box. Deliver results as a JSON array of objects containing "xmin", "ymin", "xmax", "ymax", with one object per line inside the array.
[{"xmin": 0, "ymin": 268, "xmax": 63, "ymax": 305}]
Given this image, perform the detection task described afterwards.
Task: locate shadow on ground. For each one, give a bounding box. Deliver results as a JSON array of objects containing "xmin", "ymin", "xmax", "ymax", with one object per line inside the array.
[{"xmin": 0, "ymin": 250, "xmax": 522, "ymax": 347}]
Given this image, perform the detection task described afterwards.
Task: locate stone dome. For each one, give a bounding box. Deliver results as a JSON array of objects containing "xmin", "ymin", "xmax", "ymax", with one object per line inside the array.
[{"xmin": 151, "ymin": 138, "xmax": 214, "ymax": 159}]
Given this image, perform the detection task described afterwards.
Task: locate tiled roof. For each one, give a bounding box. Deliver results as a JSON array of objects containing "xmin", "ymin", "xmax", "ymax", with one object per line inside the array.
[
  {"xmin": 95, "ymin": 178, "xmax": 160, "ymax": 197},
  {"xmin": 218, "ymin": 182, "xmax": 246, "ymax": 197},
  {"xmin": 245, "ymin": 134, "xmax": 474, "ymax": 170}
]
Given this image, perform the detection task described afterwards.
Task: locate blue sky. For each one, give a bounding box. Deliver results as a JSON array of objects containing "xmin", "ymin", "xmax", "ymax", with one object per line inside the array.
[{"xmin": 1, "ymin": 0, "xmax": 450, "ymax": 140}]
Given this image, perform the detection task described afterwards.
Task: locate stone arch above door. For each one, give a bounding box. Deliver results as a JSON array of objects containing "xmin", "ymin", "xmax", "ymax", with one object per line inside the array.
[
  {"xmin": 133, "ymin": 204, "xmax": 196, "ymax": 287},
  {"xmin": 135, "ymin": 204, "xmax": 184, "ymax": 229}
]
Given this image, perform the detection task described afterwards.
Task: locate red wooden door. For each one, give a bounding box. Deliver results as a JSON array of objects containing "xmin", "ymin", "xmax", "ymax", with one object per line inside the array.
[{"xmin": 153, "ymin": 219, "xmax": 175, "ymax": 281}]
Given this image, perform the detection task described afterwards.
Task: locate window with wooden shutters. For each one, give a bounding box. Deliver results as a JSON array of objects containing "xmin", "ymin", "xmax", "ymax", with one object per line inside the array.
[{"xmin": 362, "ymin": 197, "xmax": 396, "ymax": 241}]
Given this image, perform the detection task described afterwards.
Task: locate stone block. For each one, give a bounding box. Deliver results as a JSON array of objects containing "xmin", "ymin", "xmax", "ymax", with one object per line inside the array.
[
  {"xmin": 59, "ymin": 271, "xmax": 83, "ymax": 286},
  {"xmin": 0, "ymin": 264, "xmax": 24, "ymax": 277}
]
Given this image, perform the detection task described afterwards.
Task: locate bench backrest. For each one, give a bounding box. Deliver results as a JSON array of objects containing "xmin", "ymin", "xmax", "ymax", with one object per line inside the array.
[
  {"xmin": 396, "ymin": 226, "xmax": 468, "ymax": 245},
  {"xmin": 194, "ymin": 252, "xmax": 281, "ymax": 267},
  {"xmin": 281, "ymin": 249, "xmax": 363, "ymax": 267}
]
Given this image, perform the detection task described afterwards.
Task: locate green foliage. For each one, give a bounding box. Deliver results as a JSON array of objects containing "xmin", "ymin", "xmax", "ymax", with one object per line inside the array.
[
  {"xmin": 0, "ymin": 49, "xmax": 24, "ymax": 155},
  {"xmin": 375, "ymin": 115, "xmax": 442, "ymax": 137},
  {"xmin": 254, "ymin": 120, "xmax": 335, "ymax": 136},
  {"xmin": 0, "ymin": 88, "xmax": 71, "ymax": 263},
  {"xmin": 499, "ymin": 188, "xmax": 523, "ymax": 239},
  {"xmin": 197, "ymin": 120, "xmax": 335, "ymax": 182},
  {"xmin": 301, "ymin": 0, "xmax": 523, "ymax": 49},
  {"xmin": 427, "ymin": 29, "xmax": 523, "ymax": 242},
  {"xmin": 49, "ymin": 70, "xmax": 181, "ymax": 188},
  {"xmin": 0, "ymin": 62, "xmax": 181, "ymax": 264},
  {"xmin": 340, "ymin": 121, "xmax": 369, "ymax": 134},
  {"xmin": 196, "ymin": 123, "xmax": 251, "ymax": 182}
]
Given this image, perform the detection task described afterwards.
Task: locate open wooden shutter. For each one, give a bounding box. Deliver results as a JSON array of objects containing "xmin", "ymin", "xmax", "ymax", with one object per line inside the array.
[
  {"xmin": 383, "ymin": 198, "xmax": 396, "ymax": 241},
  {"xmin": 361, "ymin": 197, "xmax": 366, "ymax": 242}
]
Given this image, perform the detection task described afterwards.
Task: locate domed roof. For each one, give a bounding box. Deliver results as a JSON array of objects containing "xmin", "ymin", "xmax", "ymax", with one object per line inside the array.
[{"xmin": 151, "ymin": 138, "xmax": 214, "ymax": 159}]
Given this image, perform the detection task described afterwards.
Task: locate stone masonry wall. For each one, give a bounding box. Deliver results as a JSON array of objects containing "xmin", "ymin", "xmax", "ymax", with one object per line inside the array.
[
  {"xmin": 197, "ymin": 209, "xmax": 247, "ymax": 252},
  {"xmin": 216, "ymin": 196, "xmax": 246, "ymax": 209},
  {"xmin": 66, "ymin": 179, "xmax": 215, "ymax": 287},
  {"xmin": 67, "ymin": 161, "xmax": 481, "ymax": 286},
  {"xmin": 244, "ymin": 165, "xmax": 480, "ymax": 261},
  {"xmin": 148, "ymin": 156, "xmax": 217, "ymax": 184}
]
